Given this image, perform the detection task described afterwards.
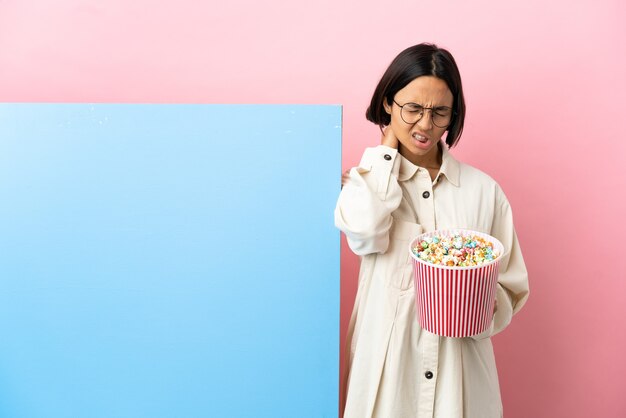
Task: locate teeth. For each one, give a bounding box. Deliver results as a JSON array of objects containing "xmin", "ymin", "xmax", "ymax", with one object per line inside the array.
[{"xmin": 413, "ymin": 133, "xmax": 426, "ymax": 141}]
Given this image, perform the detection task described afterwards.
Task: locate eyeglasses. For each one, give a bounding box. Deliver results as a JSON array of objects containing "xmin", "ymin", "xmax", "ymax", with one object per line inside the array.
[{"xmin": 393, "ymin": 99, "xmax": 455, "ymax": 128}]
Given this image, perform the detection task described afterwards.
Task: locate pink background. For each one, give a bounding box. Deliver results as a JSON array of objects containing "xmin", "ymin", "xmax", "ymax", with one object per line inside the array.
[{"xmin": 2, "ymin": 0, "xmax": 625, "ymax": 416}]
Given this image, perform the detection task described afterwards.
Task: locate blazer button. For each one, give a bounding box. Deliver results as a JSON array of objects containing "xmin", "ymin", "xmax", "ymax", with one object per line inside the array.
[
  {"xmin": 383, "ymin": 154, "xmax": 392, "ymax": 161},
  {"xmin": 425, "ymin": 371, "xmax": 434, "ymax": 379},
  {"xmin": 422, "ymin": 191, "xmax": 430, "ymax": 199}
]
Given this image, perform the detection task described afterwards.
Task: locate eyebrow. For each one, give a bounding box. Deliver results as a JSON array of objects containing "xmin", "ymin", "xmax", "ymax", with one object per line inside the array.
[{"xmin": 405, "ymin": 102, "xmax": 453, "ymax": 109}]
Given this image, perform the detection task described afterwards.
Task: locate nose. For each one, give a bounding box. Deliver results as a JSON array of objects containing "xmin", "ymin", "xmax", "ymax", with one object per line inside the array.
[{"xmin": 416, "ymin": 109, "xmax": 433, "ymax": 130}]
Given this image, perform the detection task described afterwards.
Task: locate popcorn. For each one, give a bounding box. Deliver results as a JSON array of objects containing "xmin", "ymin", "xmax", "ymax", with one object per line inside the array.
[{"xmin": 411, "ymin": 233, "xmax": 500, "ymax": 267}]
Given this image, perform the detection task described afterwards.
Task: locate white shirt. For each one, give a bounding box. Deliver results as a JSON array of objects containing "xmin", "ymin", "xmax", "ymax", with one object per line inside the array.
[{"xmin": 335, "ymin": 142, "xmax": 530, "ymax": 418}]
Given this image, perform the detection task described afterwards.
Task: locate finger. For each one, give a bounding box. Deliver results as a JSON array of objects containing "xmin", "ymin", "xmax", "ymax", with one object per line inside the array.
[
  {"xmin": 341, "ymin": 174, "xmax": 350, "ymax": 186},
  {"xmin": 381, "ymin": 125, "xmax": 389, "ymax": 139},
  {"xmin": 381, "ymin": 125, "xmax": 399, "ymax": 148}
]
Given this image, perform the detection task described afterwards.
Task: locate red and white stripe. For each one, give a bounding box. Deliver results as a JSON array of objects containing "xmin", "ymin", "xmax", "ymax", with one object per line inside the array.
[{"xmin": 413, "ymin": 259, "xmax": 500, "ymax": 338}]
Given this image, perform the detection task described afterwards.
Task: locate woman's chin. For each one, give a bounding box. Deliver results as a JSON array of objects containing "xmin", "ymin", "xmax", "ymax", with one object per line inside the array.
[
  {"xmin": 405, "ymin": 141, "xmax": 435, "ymax": 156},
  {"xmin": 398, "ymin": 139, "xmax": 440, "ymax": 165}
]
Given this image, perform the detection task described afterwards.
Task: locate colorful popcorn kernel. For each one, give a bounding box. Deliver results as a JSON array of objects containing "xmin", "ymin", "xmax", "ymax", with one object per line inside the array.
[{"xmin": 411, "ymin": 232, "xmax": 501, "ymax": 267}]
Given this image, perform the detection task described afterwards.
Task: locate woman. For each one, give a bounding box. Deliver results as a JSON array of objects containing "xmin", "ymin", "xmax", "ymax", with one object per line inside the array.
[{"xmin": 335, "ymin": 43, "xmax": 530, "ymax": 418}]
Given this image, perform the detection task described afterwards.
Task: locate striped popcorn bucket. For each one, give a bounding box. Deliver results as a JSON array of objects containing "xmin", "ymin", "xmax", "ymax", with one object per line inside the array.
[{"xmin": 408, "ymin": 229, "xmax": 504, "ymax": 338}]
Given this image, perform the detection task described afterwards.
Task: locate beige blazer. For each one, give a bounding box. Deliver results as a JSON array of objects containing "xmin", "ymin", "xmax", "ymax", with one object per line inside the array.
[{"xmin": 335, "ymin": 142, "xmax": 530, "ymax": 418}]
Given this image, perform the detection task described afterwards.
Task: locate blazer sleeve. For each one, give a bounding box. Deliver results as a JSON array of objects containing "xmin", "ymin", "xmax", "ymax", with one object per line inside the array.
[
  {"xmin": 334, "ymin": 145, "xmax": 403, "ymax": 256},
  {"xmin": 487, "ymin": 184, "xmax": 530, "ymax": 336}
]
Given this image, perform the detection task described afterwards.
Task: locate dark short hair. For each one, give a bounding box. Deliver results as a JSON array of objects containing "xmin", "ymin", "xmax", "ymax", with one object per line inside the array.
[{"xmin": 366, "ymin": 43, "xmax": 466, "ymax": 148}]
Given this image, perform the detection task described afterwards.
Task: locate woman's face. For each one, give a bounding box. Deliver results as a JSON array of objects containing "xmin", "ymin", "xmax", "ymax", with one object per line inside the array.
[{"xmin": 383, "ymin": 75, "xmax": 454, "ymax": 162}]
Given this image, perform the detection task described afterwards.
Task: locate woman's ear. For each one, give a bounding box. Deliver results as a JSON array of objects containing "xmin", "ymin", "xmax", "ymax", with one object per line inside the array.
[{"xmin": 383, "ymin": 99, "xmax": 392, "ymax": 115}]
